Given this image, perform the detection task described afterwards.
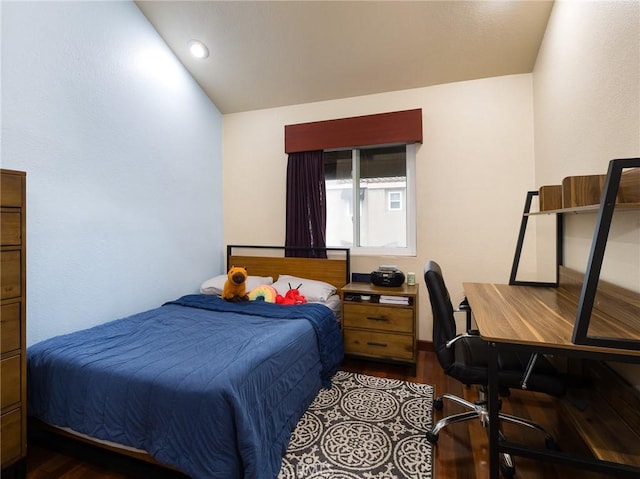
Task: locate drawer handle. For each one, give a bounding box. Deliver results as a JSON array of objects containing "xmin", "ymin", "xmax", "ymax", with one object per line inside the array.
[
  {"xmin": 366, "ymin": 316, "xmax": 388, "ymax": 322},
  {"xmin": 367, "ymin": 341, "xmax": 388, "ymax": 348}
]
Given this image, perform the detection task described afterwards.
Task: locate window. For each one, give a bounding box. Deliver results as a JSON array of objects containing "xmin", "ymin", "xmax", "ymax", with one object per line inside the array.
[
  {"xmin": 388, "ymin": 191, "xmax": 402, "ymax": 211},
  {"xmin": 324, "ymin": 144, "xmax": 416, "ymax": 256}
]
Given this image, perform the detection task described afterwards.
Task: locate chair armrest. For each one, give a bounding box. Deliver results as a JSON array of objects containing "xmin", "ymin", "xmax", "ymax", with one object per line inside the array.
[
  {"xmin": 458, "ymin": 297, "xmax": 471, "ymax": 311},
  {"xmin": 445, "ymin": 332, "xmax": 478, "ymax": 349},
  {"xmin": 454, "ymin": 297, "xmax": 473, "ymax": 331}
]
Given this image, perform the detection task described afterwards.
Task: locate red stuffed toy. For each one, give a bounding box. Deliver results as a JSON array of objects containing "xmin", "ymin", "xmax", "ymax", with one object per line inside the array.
[{"xmin": 276, "ymin": 283, "xmax": 307, "ymax": 305}]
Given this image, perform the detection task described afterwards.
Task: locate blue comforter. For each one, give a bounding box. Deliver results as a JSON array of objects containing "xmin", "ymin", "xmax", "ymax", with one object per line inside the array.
[{"xmin": 27, "ymin": 295, "xmax": 344, "ymax": 478}]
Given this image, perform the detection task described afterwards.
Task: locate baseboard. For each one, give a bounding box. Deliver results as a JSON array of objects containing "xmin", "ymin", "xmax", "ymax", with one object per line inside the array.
[{"xmin": 418, "ymin": 340, "xmax": 434, "ymax": 352}]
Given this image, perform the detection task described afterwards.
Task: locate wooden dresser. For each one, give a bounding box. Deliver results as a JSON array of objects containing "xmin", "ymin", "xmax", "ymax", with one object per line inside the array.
[
  {"xmin": 1, "ymin": 169, "xmax": 26, "ymax": 477},
  {"xmin": 341, "ymin": 282, "xmax": 418, "ymax": 367}
]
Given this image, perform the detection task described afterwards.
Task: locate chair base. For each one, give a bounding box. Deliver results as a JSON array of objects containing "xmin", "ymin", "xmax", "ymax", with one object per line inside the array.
[{"xmin": 426, "ymin": 391, "xmax": 559, "ymax": 477}]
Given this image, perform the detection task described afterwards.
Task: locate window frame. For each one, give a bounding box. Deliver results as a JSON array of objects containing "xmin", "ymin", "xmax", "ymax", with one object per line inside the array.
[
  {"xmin": 388, "ymin": 190, "xmax": 403, "ymax": 211},
  {"xmin": 325, "ymin": 143, "xmax": 416, "ymax": 257}
]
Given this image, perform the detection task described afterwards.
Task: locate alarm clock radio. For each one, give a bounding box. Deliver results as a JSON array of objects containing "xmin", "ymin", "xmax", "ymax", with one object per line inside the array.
[{"xmin": 370, "ymin": 267, "xmax": 405, "ymax": 287}]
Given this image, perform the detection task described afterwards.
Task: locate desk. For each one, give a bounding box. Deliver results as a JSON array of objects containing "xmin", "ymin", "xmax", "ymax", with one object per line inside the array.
[{"xmin": 464, "ymin": 279, "xmax": 640, "ymax": 478}]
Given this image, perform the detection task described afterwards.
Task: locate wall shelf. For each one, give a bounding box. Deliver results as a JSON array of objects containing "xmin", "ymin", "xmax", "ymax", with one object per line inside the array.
[
  {"xmin": 526, "ymin": 202, "xmax": 640, "ymax": 216},
  {"xmin": 509, "ymin": 157, "xmax": 640, "ymax": 352},
  {"xmin": 528, "ymin": 166, "xmax": 640, "ymax": 216}
]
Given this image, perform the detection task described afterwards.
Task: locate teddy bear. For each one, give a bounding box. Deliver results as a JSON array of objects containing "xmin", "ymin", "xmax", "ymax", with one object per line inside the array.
[
  {"xmin": 275, "ymin": 283, "xmax": 307, "ymax": 305},
  {"xmin": 222, "ymin": 266, "xmax": 249, "ymax": 302}
]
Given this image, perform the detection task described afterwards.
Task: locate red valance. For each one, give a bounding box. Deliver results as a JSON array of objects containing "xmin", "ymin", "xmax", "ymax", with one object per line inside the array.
[{"xmin": 284, "ymin": 109, "xmax": 422, "ymax": 153}]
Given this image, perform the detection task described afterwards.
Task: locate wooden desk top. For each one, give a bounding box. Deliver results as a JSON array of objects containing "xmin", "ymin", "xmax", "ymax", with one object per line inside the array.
[{"xmin": 464, "ymin": 269, "xmax": 640, "ymax": 357}]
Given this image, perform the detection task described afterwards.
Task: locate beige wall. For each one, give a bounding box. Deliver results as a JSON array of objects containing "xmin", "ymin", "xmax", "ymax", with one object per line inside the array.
[
  {"xmin": 224, "ymin": 74, "xmax": 537, "ymax": 340},
  {"xmin": 533, "ymin": 1, "xmax": 639, "ymax": 386}
]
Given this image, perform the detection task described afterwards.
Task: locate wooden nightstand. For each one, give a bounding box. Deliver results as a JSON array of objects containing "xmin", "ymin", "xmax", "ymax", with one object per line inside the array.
[{"xmin": 341, "ymin": 282, "xmax": 418, "ymax": 366}]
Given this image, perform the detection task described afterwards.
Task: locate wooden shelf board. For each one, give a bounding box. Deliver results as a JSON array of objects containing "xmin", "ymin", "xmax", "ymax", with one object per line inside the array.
[
  {"xmin": 560, "ymin": 397, "xmax": 640, "ymax": 466},
  {"xmin": 527, "ymin": 202, "xmax": 640, "ymax": 216}
]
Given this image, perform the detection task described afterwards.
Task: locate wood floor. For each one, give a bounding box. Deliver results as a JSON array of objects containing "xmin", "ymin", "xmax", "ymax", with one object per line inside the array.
[{"xmin": 26, "ymin": 350, "xmax": 610, "ymax": 479}]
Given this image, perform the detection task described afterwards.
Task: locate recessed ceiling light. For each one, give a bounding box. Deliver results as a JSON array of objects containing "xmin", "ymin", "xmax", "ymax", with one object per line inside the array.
[{"xmin": 188, "ymin": 39, "xmax": 209, "ymax": 59}]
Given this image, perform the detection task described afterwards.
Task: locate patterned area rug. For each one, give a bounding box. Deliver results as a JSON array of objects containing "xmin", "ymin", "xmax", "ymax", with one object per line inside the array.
[{"xmin": 279, "ymin": 371, "xmax": 434, "ymax": 479}]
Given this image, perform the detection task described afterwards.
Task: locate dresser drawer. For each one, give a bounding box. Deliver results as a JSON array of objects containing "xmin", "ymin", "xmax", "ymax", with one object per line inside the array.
[
  {"xmin": 343, "ymin": 303, "xmax": 413, "ymax": 333},
  {"xmin": 0, "ymin": 174, "xmax": 23, "ymax": 207},
  {"xmin": 1, "ymin": 303, "xmax": 21, "ymax": 353},
  {"xmin": 1, "ymin": 250, "xmax": 21, "ymax": 300},
  {"xmin": 1, "ymin": 408, "xmax": 22, "ymax": 466},
  {"xmin": 1, "ymin": 211, "xmax": 22, "ymax": 246},
  {"xmin": 1, "ymin": 355, "xmax": 21, "ymax": 411},
  {"xmin": 343, "ymin": 329, "xmax": 414, "ymax": 360}
]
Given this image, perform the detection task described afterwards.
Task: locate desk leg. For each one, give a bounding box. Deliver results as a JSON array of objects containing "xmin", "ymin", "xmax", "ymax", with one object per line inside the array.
[{"xmin": 488, "ymin": 342, "xmax": 500, "ymax": 479}]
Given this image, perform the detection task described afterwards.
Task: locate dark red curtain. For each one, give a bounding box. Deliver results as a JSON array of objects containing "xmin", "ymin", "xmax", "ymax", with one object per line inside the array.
[{"xmin": 285, "ymin": 150, "xmax": 327, "ymax": 258}]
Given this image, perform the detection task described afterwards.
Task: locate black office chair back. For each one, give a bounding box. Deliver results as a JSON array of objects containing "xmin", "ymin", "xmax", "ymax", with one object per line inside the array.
[{"xmin": 424, "ymin": 261, "xmax": 457, "ymax": 371}]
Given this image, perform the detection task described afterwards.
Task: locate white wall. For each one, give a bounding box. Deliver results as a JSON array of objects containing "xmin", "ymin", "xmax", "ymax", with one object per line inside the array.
[
  {"xmin": 224, "ymin": 74, "xmax": 537, "ymax": 340},
  {"xmin": 1, "ymin": 1, "xmax": 224, "ymax": 345},
  {"xmin": 533, "ymin": 0, "xmax": 639, "ymax": 385}
]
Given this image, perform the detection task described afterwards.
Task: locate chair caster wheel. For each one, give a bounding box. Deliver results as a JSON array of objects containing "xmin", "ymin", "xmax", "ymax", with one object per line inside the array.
[
  {"xmin": 500, "ymin": 462, "xmax": 516, "ymax": 478},
  {"xmin": 545, "ymin": 437, "xmax": 560, "ymax": 451},
  {"xmin": 433, "ymin": 398, "xmax": 444, "ymax": 411},
  {"xmin": 425, "ymin": 431, "xmax": 439, "ymax": 444}
]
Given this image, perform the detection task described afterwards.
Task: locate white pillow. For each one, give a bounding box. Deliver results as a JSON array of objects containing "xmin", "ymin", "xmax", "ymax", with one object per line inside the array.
[
  {"xmin": 272, "ymin": 275, "xmax": 336, "ymax": 302},
  {"xmin": 200, "ymin": 275, "xmax": 273, "ymax": 295}
]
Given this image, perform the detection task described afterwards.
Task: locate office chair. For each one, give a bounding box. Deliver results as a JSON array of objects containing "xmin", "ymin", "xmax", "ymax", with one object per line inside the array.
[{"xmin": 424, "ymin": 261, "xmax": 565, "ymax": 477}]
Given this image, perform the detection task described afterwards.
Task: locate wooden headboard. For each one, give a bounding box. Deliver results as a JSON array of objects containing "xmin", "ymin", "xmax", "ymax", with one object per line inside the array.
[{"xmin": 226, "ymin": 245, "xmax": 350, "ymax": 290}]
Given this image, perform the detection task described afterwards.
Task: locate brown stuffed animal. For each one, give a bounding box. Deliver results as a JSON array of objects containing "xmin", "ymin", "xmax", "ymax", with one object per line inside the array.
[{"xmin": 222, "ymin": 266, "xmax": 249, "ymax": 302}]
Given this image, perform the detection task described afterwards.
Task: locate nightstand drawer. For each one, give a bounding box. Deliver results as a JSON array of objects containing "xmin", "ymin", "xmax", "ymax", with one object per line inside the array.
[
  {"xmin": 343, "ymin": 329, "xmax": 414, "ymax": 360},
  {"xmin": 343, "ymin": 303, "xmax": 413, "ymax": 333}
]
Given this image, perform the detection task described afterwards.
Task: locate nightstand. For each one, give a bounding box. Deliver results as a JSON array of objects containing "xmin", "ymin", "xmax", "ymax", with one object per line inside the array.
[{"xmin": 341, "ymin": 282, "xmax": 418, "ymax": 366}]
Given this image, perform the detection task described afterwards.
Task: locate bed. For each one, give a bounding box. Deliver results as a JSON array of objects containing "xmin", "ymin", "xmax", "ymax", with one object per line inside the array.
[{"xmin": 27, "ymin": 245, "xmax": 349, "ymax": 478}]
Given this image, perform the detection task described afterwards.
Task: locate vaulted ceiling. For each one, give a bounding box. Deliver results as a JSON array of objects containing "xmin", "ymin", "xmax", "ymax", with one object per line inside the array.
[{"xmin": 135, "ymin": 1, "xmax": 554, "ymax": 114}]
